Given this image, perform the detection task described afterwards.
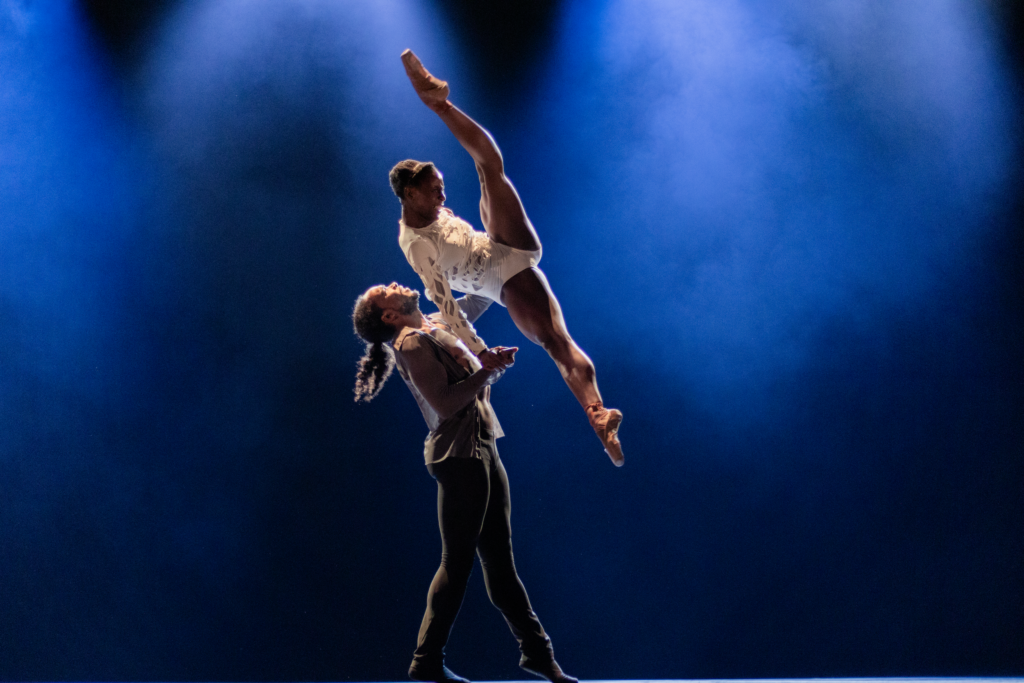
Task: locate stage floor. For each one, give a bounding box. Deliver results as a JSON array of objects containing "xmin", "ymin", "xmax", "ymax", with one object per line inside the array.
[{"xmin": 458, "ymin": 679, "xmax": 1024, "ymax": 683}]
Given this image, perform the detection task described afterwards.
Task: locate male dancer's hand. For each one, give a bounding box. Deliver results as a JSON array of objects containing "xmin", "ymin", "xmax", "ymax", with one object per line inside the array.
[
  {"xmin": 479, "ymin": 346, "xmax": 517, "ymax": 371},
  {"xmin": 494, "ymin": 346, "xmax": 517, "ymax": 368}
]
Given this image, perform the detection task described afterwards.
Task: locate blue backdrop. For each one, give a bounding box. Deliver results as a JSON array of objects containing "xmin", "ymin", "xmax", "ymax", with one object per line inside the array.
[{"xmin": 1, "ymin": 0, "xmax": 1022, "ymax": 680}]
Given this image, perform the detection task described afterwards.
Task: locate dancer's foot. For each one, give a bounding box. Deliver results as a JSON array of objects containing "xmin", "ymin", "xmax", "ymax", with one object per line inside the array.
[
  {"xmin": 520, "ymin": 656, "xmax": 578, "ymax": 683},
  {"xmin": 401, "ymin": 49, "xmax": 450, "ymax": 111},
  {"xmin": 409, "ymin": 663, "xmax": 470, "ymax": 683},
  {"xmin": 586, "ymin": 402, "xmax": 624, "ymax": 467}
]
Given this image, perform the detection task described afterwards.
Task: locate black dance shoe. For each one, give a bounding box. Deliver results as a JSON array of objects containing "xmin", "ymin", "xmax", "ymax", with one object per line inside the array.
[
  {"xmin": 519, "ymin": 656, "xmax": 579, "ymax": 683},
  {"xmin": 408, "ymin": 663, "xmax": 470, "ymax": 683}
]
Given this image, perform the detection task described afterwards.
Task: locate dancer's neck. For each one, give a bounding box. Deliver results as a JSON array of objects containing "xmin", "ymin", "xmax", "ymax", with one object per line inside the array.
[
  {"xmin": 390, "ymin": 311, "xmax": 433, "ymax": 345},
  {"xmin": 401, "ymin": 205, "xmax": 440, "ymax": 229}
]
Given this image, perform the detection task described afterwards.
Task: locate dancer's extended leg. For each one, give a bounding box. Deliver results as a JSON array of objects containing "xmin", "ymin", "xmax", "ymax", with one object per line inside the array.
[
  {"xmin": 402, "ymin": 50, "xmax": 539, "ymax": 252},
  {"xmin": 500, "ymin": 268, "xmax": 623, "ymax": 466},
  {"xmin": 402, "ymin": 49, "xmax": 623, "ymax": 465}
]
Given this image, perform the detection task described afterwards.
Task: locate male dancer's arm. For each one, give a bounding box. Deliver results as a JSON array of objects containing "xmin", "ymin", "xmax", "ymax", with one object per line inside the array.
[{"xmin": 396, "ymin": 333, "xmax": 504, "ymax": 420}]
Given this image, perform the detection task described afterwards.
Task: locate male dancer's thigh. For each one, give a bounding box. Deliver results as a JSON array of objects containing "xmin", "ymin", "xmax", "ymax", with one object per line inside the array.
[
  {"xmin": 413, "ymin": 458, "xmax": 492, "ymax": 666},
  {"xmin": 434, "ymin": 457, "xmax": 491, "ymax": 563},
  {"xmin": 475, "ymin": 453, "xmax": 513, "ymax": 558},
  {"xmin": 477, "ymin": 166, "xmax": 541, "ymax": 253}
]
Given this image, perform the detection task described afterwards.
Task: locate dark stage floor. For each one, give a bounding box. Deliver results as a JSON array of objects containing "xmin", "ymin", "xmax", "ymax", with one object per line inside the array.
[{"xmin": 362, "ymin": 678, "xmax": 1024, "ymax": 683}]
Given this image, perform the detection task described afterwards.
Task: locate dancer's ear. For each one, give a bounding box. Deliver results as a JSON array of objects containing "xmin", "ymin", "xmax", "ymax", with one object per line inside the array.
[{"xmin": 381, "ymin": 309, "xmax": 399, "ymax": 324}]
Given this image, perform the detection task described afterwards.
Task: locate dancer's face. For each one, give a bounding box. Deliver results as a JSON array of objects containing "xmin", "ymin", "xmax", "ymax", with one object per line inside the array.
[
  {"xmin": 369, "ymin": 282, "xmax": 420, "ymax": 317},
  {"xmin": 404, "ymin": 169, "xmax": 446, "ymax": 221}
]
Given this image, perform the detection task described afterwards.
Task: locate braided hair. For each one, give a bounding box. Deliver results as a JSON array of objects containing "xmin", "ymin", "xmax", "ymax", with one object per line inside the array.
[{"xmin": 352, "ymin": 291, "xmax": 396, "ymax": 403}]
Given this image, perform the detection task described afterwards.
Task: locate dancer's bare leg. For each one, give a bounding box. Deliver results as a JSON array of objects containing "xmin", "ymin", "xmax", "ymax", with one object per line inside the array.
[
  {"xmin": 500, "ymin": 266, "xmax": 597, "ymax": 402},
  {"xmin": 402, "ymin": 49, "xmax": 624, "ymax": 465},
  {"xmin": 401, "ymin": 51, "xmax": 539, "ymax": 251}
]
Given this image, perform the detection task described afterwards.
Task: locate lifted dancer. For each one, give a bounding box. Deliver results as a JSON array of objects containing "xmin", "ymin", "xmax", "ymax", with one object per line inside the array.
[
  {"xmin": 391, "ymin": 49, "xmax": 624, "ymax": 466},
  {"xmin": 352, "ymin": 283, "xmax": 577, "ymax": 683}
]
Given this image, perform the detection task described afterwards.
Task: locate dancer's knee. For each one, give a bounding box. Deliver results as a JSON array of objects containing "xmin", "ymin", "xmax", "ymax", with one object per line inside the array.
[
  {"xmin": 440, "ymin": 550, "xmax": 476, "ymax": 583},
  {"xmin": 477, "ymin": 540, "xmax": 514, "ymax": 572},
  {"xmin": 534, "ymin": 323, "xmax": 569, "ymax": 356}
]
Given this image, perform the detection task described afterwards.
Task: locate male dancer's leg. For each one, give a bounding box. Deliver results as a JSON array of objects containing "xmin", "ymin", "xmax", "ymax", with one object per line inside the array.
[
  {"xmin": 474, "ymin": 449, "xmax": 553, "ymax": 662},
  {"xmin": 475, "ymin": 449, "xmax": 577, "ymax": 683},
  {"xmin": 411, "ymin": 459, "xmax": 489, "ymax": 675}
]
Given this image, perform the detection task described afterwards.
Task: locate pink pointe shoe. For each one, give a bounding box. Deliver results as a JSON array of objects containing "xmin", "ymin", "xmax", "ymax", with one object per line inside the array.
[
  {"xmin": 586, "ymin": 402, "xmax": 624, "ymax": 467},
  {"xmin": 401, "ymin": 49, "xmax": 450, "ymax": 109}
]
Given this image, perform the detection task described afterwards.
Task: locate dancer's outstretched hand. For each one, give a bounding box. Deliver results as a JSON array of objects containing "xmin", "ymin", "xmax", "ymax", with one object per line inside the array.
[{"xmin": 479, "ymin": 346, "xmax": 517, "ymax": 371}]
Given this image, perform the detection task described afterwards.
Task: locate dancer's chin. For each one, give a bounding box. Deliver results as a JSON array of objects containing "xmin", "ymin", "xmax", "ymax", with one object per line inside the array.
[{"xmin": 399, "ymin": 290, "xmax": 421, "ymax": 315}]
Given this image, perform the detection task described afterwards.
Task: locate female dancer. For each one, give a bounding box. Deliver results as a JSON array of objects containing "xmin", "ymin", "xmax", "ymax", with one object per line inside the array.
[{"xmin": 392, "ymin": 50, "xmax": 623, "ymax": 466}]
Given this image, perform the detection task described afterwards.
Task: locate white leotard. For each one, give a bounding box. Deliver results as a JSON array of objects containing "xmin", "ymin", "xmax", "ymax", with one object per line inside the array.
[{"xmin": 399, "ymin": 210, "xmax": 542, "ymax": 354}]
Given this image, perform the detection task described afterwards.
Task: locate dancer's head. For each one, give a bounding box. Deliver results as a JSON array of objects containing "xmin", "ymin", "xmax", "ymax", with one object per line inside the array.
[
  {"xmin": 389, "ymin": 159, "xmax": 437, "ymax": 199},
  {"xmin": 352, "ymin": 283, "xmax": 421, "ymax": 402},
  {"xmin": 390, "ymin": 159, "xmax": 445, "ymax": 219}
]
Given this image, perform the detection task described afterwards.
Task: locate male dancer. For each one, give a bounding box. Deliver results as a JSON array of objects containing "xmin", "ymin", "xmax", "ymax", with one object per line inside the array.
[{"xmin": 352, "ymin": 283, "xmax": 577, "ymax": 683}]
